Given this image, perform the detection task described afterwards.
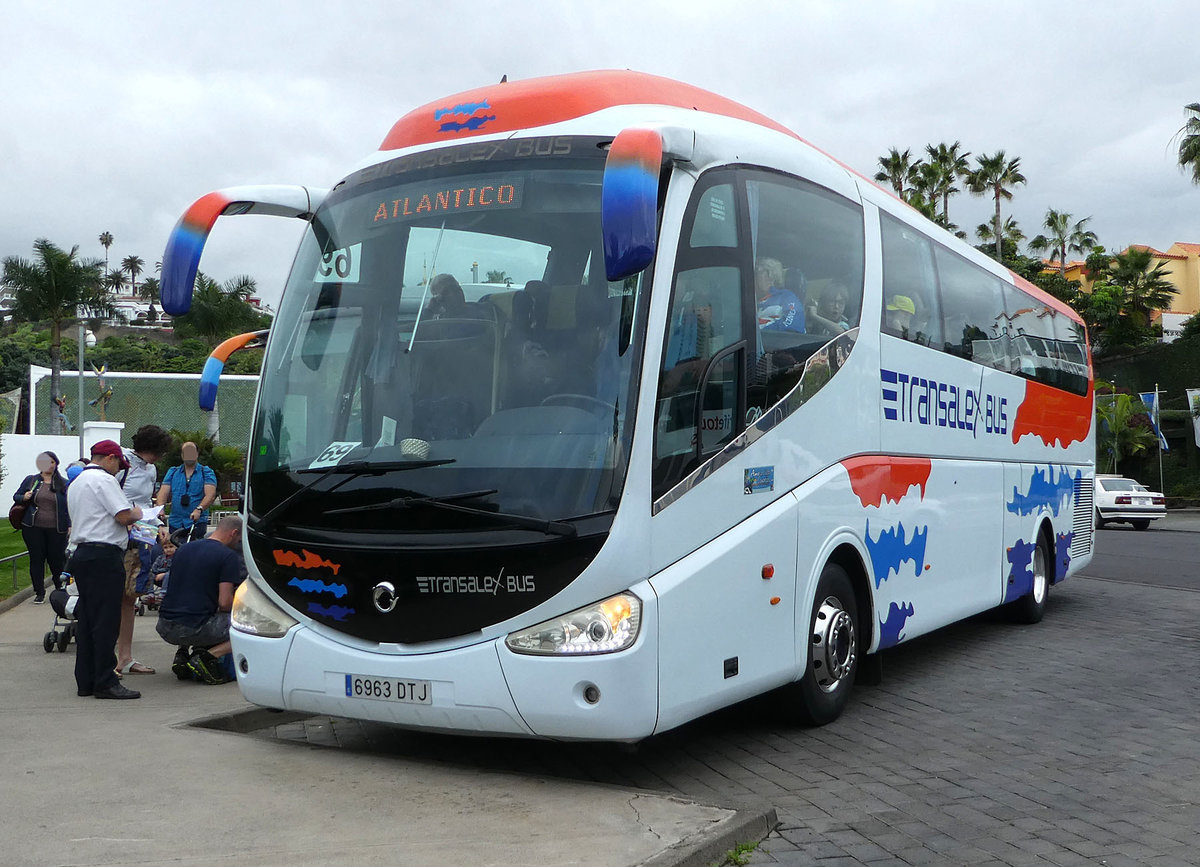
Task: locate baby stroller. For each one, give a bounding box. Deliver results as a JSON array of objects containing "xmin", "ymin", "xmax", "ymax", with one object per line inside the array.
[{"xmin": 43, "ymin": 574, "xmax": 78, "ymax": 654}]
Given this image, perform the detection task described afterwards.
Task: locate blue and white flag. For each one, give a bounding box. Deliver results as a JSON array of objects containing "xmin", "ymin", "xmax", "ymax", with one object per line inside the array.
[{"xmin": 1139, "ymin": 391, "xmax": 1169, "ymax": 451}]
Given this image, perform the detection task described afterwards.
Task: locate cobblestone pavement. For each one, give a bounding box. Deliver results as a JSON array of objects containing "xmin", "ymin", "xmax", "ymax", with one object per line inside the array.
[{"xmin": 246, "ymin": 573, "xmax": 1200, "ymax": 866}]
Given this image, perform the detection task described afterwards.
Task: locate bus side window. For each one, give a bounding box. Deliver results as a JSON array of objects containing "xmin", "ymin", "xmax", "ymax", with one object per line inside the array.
[
  {"xmin": 880, "ymin": 214, "xmax": 943, "ymax": 348},
  {"xmin": 934, "ymin": 246, "xmax": 1007, "ymax": 366},
  {"xmin": 654, "ymin": 266, "xmax": 742, "ymax": 494}
]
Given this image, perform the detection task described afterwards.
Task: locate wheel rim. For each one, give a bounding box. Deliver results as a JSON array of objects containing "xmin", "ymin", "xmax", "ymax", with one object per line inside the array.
[
  {"xmin": 1032, "ymin": 544, "xmax": 1048, "ymax": 604},
  {"xmin": 812, "ymin": 595, "xmax": 856, "ymax": 692}
]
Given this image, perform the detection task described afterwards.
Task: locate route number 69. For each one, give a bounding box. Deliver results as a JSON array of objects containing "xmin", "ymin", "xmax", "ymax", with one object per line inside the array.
[{"xmin": 314, "ymin": 243, "xmax": 361, "ymax": 283}]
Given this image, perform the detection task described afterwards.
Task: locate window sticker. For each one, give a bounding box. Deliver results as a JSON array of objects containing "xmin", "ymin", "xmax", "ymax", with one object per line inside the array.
[
  {"xmin": 376, "ymin": 416, "xmax": 397, "ymax": 448},
  {"xmin": 308, "ymin": 441, "xmax": 362, "ymax": 469},
  {"xmin": 744, "ymin": 466, "xmax": 775, "ymax": 495},
  {"xmin": 314, "ymin": 243, "xmax": 362, "ymax": 283}
]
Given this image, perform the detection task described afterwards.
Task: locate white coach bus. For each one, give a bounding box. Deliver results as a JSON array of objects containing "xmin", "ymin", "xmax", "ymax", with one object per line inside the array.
[{"xmin": 160, "ymin": 70, "xmax": 1095, "ymax": 740}]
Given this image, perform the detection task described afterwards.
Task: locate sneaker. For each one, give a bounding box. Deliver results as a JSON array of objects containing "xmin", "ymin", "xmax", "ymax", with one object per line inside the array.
[
  {"xmin": 33, "ymin": 596, "xmax": 45, "ymax": 604},
  {"xmin": 187, "ymin": 649, "xmax": 233, "ymax": 685},
  {"xmin": 171, "ymin": 647, "xmax": 193, "ymax": 681}
]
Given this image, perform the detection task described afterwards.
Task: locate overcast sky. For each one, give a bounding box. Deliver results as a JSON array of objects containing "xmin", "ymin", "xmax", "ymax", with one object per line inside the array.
[{"xmin": 4, "ymin": 1, "xmax": 1198, "ymax": 311}]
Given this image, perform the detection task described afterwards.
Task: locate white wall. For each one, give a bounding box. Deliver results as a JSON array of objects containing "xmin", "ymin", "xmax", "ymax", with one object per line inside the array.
[{"xmin": 1, "ymin": 423, "xmax": 125, "ymax": 508}]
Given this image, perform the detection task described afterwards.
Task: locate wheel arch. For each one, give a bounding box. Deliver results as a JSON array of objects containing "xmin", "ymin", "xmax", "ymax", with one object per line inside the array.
[{"xmin": 825, "ymin": 541, "xmax": 874, "ymax": 658}]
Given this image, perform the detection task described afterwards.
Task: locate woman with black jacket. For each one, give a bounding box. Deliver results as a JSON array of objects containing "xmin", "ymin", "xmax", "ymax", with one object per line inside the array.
[{"xmin": 12, "ymin": 451, "xmax": 71, "ymax": 603}]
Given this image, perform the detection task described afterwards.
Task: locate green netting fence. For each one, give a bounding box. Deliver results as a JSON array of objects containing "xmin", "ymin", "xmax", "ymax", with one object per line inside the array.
[{"xmin": 31, "ymin": 366, "xmax": 260, "ymax": 451}]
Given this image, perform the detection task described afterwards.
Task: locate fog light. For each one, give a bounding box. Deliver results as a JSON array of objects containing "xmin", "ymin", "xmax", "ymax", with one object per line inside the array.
[
  {"xmin": 238, "ymin": 656, "xmax": 249, "ymax": 674},
  {"xmin": 583, "ymin": 684, "xmax": 601, "ymax": 704}
]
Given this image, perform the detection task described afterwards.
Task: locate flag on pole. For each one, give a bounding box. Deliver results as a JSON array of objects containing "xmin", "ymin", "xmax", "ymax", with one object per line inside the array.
[
  {"xmin": 1139, "ymin": 391, "xmax": 1169, "ymax": 451},
  {"xmin": 1187, "ymin": 388, "xmax": 1200, "ymax": 449}
]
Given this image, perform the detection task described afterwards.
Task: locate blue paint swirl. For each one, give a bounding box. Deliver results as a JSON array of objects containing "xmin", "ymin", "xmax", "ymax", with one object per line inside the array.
[
  {"xmin": 288, "ymin": 577, "xmax": 349, "ymax": 599},
  {"xmin": 879, "ymin": 601, "xmax": 916, "ymax": 648},
  {"xmin": 1007, "ymin": 465, "xmax": 1080, "ymax": 517},
  {"xmin": 1004, "ymin": 539, "xmax": 1038, "ymax": 603},
  {"xmin": 865, "ymin": 519, "xmax": 929, "ymax": 587},
  {"xmin": 308, "ymin": 603, "xmax": 354, "ymax": 622}
]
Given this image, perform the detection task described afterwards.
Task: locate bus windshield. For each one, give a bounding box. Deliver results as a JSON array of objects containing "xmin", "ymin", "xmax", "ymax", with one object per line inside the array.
[{"xmin": 249, "ymin": 137, "xmax": 647, "ymax": 533}]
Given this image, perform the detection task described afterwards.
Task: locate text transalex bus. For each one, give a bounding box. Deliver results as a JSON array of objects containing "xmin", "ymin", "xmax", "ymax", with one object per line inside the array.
[{"xmin": 160, "ymin": 70, "xmax": 1094, "ymax": 741}]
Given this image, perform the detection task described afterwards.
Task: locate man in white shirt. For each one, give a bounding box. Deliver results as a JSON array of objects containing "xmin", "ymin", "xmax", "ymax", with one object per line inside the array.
[{"xmin": 67, "ymin": 440, "xmax": 143, "ymax": 700}]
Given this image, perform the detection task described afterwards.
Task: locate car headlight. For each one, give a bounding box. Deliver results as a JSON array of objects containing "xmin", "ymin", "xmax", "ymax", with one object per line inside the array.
[
  {"xmin": 231, "ymin": 579, "xmax": 298, "ymax": 638},
  {"xmin": 505, "ymin": 592, "xmax": 641, "ymax": 656}
]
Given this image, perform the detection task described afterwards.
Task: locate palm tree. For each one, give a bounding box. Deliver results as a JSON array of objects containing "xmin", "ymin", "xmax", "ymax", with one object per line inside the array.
[
  {"xmin": 1106, "ymin": 247, "xmax": 1177, "ymax": 331},
  {"xmin": 173, "ymin": 273, "xmax": 264, "ymax": 345},
  {"xmin": 924, "ymin": 141, "xmax": 971, "ymax": 225},
  {"xmin": 1096, "ymin": 391, "xmax": 1157, "ymax": 473},
  {"xmin": 1, "ymin": 240, "xmax": 109, "ymax": 432},
  {"xmin": 98, "ymin": 231, "xmax": 113, "ymax": 275},
  {"xmin": 968, "ymin": 151, "xmax": 1027, "ymax": 260},
  {"xmin": 103, "ymin": 268, "xmax": 126, "ymax": 294},
  {"xmin": 139, "ymin": 276, "xmax": 161, "ymax": 321},
  {"xmin": 975, "ymin": 217, "xmax": 1025, "ymax": 248},
  {"xmin": 121, "ymin": 254, "xmax": 144, "ymax": 299},
  {"xmin": 1175, "ymin": 103, "xmax": 1200, "ymax": 184},
  {"xmin": 1029, "ymin": 210, "xmax": 1098, "ymax": 277},
  {"xmin": 874, "ymin": 148, "xmax": 917, "ymax": 198}
]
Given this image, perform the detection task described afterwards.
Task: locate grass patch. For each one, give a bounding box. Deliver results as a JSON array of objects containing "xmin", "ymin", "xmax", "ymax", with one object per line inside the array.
[
  {"xmin": 718, "ymin": 840, "xmax": 760, "ymax": 866},
  {"xmin": 0, "ymin": 526, "xmax": 33, "ymax": 600}
]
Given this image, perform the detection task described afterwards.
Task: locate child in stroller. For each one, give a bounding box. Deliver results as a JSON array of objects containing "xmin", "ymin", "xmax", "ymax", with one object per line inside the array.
[
  {"xmin": 136, "ymin": 534, "xmax": 179, "ymax": 615},
  {"xmin": 43, "ymin": 574, "xmax": 78, "ymax": 653}
]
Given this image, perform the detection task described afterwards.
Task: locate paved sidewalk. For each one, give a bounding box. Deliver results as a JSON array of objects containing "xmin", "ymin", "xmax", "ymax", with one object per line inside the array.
[{"xmin": 0, "ymin": 596, "xmax": 773, "ymax": 866}]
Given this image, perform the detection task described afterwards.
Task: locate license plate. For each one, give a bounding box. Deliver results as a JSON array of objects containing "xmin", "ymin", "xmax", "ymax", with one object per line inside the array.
[
  {"xmin": 1134, "ymin": 497, "xmax": 1150, "ymax": 506},
  {"xmin": 344, "ymin": 674, "xmax": 432, "ymax": 704}
]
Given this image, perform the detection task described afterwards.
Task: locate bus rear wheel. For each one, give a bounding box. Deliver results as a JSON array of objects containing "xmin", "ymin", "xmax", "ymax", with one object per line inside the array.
[
  {"xmin": 1010, "ymin": 533, "xmax": 1049, "ymax": 625},
  {"xmin": 789, "ymin": 562, "xmax": 858, "ymax": 727}
]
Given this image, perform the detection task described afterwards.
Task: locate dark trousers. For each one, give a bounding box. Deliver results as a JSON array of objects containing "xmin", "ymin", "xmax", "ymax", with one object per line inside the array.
[
  {"xmin": 22, "ymin": 526, "xmax": 68, "ymax": 597},
  {"xmin": 69, "ymin": 544, "xmax": 125, "ymax": 693}
]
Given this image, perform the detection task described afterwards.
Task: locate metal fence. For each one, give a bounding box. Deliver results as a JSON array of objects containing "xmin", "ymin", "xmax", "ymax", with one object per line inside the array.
[
  {"xmin": 30, "ymin": 366, "xmax": 260, "ymax": 451},
  {"xmin": 2, "ymin": 550, "xmax": 30, "ymax": 594}
]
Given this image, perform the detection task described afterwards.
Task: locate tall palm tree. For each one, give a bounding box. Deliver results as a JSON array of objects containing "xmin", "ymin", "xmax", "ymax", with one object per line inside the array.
[
  {"xmin": 1029, "ymin": 210, "xmax": 1099, "ymax": 277},
  {"xmin": 924, "ymin": 141, "xmax": 971, "ymax": 225},
  {"xmin": 121, "ymin": 254, "xmax": 144, "ymax": 299},
  {"xmin": 1175, "ymin": 103, "xmax": 1200, "ymax": 184},
  {"xmin": 968, "ymin": 151, "xmax": 1027, "ymax": 260},
  {"xmin": 1, "ymin": 240, "xmax": 109, "ymax": 432},
  {"xmin": 98, "ymin": 231, "xmax": 113, "ymax": 275},
  {"xmin": 103, "ymin": 268, "xmax": 126, "ymax": 295},
  {"xmin": 874, "ymin": 147, "xmax": 917, "ymax": 198},
  {"xmin": 1106, "ymin": 247, "xmax": 1177, "ymax": 330}
]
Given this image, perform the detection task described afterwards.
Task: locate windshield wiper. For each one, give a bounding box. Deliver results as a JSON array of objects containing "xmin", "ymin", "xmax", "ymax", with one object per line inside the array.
[
  {"xmin": 326, "ymin": 489, "xmax": 577, "ymax": 538},
  {"xmin": 253, "ymin": 458, "xmax": 457, "ymax": 534}
]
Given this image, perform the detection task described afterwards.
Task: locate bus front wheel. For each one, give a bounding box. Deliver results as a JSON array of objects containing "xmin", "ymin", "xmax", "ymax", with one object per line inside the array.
[{"xmin": 789, "ymin": 562, "xmax": 859, "ymax": 726}]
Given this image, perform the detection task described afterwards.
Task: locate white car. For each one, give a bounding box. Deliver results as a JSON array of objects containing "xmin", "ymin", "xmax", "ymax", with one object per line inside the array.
[{"xmin": 1094, "ymin": 475, "xmax": 1166, "ymax": 530}]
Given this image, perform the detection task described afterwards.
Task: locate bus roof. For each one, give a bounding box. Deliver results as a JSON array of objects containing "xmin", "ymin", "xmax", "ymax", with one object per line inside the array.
[{"xmin": 379, "ymin": 70, "xmax": 800, "ymax": 151}]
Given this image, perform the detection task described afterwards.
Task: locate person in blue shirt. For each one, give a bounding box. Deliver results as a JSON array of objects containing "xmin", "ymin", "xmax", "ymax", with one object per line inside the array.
[
  {"xmin": 155, "ymin": 442, "xmax": 218, "ymax": 542},
  {"xmin": 754, "ymin": 257, "xmax": 805, "ymax": 333}
]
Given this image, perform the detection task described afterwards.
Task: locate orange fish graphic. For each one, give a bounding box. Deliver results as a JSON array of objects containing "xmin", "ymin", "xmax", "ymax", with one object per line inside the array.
[{"xmin": 273, "ymin": 549, "xmax": 342, "ymax": 575}]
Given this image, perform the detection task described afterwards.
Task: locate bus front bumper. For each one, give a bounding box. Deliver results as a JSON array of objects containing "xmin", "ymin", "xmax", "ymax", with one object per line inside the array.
[{"xmin": 230, "ymin": 616, "xmax": 659, "ymax": 741}]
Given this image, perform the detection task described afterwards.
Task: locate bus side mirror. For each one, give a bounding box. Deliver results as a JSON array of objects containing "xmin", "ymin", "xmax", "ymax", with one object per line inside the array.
[
  {"xmin": 160, "ymin": 185, "xmax": 328, "ymax": 316},
  {"xmin": 199, "ymin": 330, "xmax": 269, "ymax": 411},
  {"xmin": 602, "ymin": 128, "xmax": 667, "ymax": 282}
]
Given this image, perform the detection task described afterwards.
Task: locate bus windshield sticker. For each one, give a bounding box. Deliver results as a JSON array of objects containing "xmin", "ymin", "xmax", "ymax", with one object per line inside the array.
[
  {"xmin": 314, "ymin": 243, "xmax": 362, "ymax": 283},
  {"xmin": 744, "ymin": 466, "xmax": 774, "ymax": 495},
  {"xmin": 376, "ymin": 416, "xmax": 397, "ymax": 448},
  {"xmin": 307, "ymin": 441, "xmax": 362, "ymax": 469}
]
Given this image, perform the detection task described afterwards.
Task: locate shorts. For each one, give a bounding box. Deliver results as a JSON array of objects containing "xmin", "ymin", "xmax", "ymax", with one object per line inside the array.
[
  {"xmin": 156, "ymin": 611, "xmax": 231, "ymax": 649},
  {"xmin": 123, "ymin": 543, "xmax": 153, "ymax": 595}
]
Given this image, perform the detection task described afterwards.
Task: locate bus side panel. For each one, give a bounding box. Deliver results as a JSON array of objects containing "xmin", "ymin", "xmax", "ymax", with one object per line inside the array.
[
  {"xmin": 1003, "ymin": 461, "xmax": 1092, "ymax": 599},
  {"xmin": 838, "ymin": 456, "xmax": 1002, "ymax": 651},
  {"xmin": 652, "ymin": 493, "xmax": 799, "ymax": 734}
]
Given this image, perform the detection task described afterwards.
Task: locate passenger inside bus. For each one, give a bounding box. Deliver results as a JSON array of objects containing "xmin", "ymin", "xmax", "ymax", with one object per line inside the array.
[
  {"xmin": 807, "ymin": 282, "xmax": 851, "ymax": 336},
  {"xmin": 884, "ymin": 294, "xmax": 916, "ymax": 337},
  {"xmin": 754, "ymin": 257, "xmax": 805, "ymax": 334}
]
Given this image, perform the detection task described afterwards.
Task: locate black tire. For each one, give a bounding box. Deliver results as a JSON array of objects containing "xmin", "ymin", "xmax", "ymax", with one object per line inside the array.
[
  {"xmin": 788, "ymin": 562, "xmax": 859, "ymax": 726},
  {"xmin": 43, "ymin": 632, "xmax": 56, "ymax": 654},
  {"xmin": 1131, "ymin": 520, "xmax": 1150, "ymax": 531},
  {"xmin": 1094, "ymin": 509, "xmax": 1105, "ymax": 530},
  {"xmin": 1010, "ymin": 532, "xmax": 1050, "ymax": 624},
  {"xmin": 57, "ymin": 629, "xmax": 71, "ymax": 652}
]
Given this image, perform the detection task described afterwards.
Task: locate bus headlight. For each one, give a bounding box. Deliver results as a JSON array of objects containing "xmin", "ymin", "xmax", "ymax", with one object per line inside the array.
[
  {"xmin": 505, "ymin": 592, "xmax": 641, "ymax": 656},
  {"xmin": 231, "ymin": 580, "xmax": 298, "ymax": 638}
]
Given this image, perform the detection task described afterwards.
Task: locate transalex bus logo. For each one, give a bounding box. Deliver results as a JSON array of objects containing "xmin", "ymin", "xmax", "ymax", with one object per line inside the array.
[{"xmin": 880, "ymin": 367, "xmax": 1008, "ymax": 437}]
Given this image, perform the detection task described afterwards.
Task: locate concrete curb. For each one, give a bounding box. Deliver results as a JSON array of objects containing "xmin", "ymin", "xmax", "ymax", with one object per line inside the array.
[
  {"xmin": 639, "ymin": 806, "xmax": 778, "ymax": 867},
  {"xmin": 0, "ymin": 585, "xmax": 33, "ymax": 615}
]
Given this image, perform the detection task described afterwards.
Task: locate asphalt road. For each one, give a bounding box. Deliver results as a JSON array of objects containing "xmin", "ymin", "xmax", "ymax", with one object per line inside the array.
[{"xmin": 247, "ymin": 514, "xmax": 1200, "ymax": 866}]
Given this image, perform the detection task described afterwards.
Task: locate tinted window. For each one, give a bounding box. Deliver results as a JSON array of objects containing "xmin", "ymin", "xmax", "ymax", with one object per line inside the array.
[
  {"xmin": 935, "ymin": 247, "xmax": 1008, "ymax": 366},
  {"xmin": 880, "ymin": 214, "xmax": 943, "ymax": 347}
]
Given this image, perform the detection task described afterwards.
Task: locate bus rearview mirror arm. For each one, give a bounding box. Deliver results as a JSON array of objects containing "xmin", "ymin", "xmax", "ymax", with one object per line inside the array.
[{"xmin": 160, "ymin": 185, "xmax": 329, "ymax": 316}]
